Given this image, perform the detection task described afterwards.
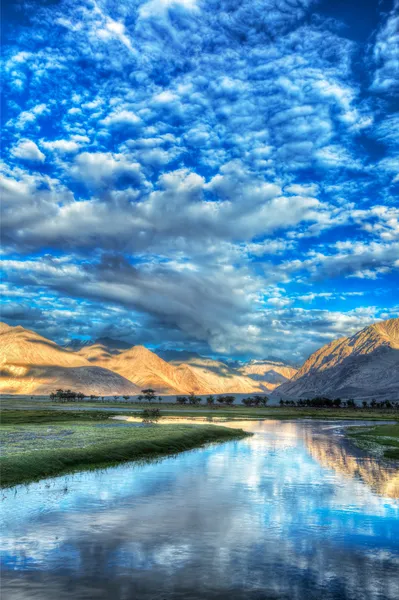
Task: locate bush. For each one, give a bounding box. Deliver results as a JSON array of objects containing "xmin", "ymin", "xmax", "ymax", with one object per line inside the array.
[{"xmin": 140, "ymin": 408, "xmax": 161, "ymax": 423}]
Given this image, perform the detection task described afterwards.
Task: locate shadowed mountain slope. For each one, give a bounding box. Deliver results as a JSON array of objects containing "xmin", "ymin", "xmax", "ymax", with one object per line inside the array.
[{"xmin": 273, "ymin": 318, "xmax": 399, "ymax": 400}]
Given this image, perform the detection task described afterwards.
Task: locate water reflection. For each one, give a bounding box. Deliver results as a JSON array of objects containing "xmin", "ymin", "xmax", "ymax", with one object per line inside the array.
[{"xmin": 1, "ymin": 420, "xmax": 398, "ymax": 600}]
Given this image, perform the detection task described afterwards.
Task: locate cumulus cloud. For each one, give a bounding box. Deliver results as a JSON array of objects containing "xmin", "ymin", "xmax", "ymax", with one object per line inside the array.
[
  {"xmin": 1, "ymin": 0, "xmax": 398, "ymax": 358},
  {"xmin": 11, "ymin": 139, "xmax": 45, "ymax": 163},
  {"xmin": 370, "ymin": 1, "xmax": 399, "ymax": 93}
]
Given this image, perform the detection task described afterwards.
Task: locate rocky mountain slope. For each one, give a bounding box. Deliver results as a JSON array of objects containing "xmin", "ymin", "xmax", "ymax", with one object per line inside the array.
[
  {"xmin": 238, "ymin": 359, "xmax": 298, "ymax": 391},
  {"xmin": 167, "ymin": 355, "xmax": 269, "ymax": 394},
  {"xmin": 273, "ymin": 318, "xmax": 399, "ymax": 400},
  {"xmin": 0, "ymin": 322, "xmax": 299, "ymax": 396},
  {"xmin": 0, "ymin": 323, "xmax": 140, "ymax": 395},
  {"xmin": 97, "ymin": 345, "xmax": 193, "ymax": 394}
]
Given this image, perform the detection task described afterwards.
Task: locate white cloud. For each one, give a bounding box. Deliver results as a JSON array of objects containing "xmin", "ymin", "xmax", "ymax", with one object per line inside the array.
[
  {"xmin": 41, "ymin": 139, "xmax": 81, "ymax": 153},
  {"xmin": 11, "ymin": 139, "xmax": 45, "ymax": 163},
  {"xmin": 370, "ymin": 2, "xmax": 399, "ymax": 93}
]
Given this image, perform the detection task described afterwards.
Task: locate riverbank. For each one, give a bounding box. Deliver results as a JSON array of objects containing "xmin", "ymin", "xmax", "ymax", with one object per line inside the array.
[
  {"xmin": 347, "ymin": 423, "xmax": 399, "ymax": 460},
  {"xmin": 0, "ymin": 414, "xmax": 250, "ymax": 488},
  {"xmin": 2, "ymin": 403, "xmax": 398, "ymax": 422}
]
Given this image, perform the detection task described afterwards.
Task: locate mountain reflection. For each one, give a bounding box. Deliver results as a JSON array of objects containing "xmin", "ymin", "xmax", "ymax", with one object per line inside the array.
[
  {"xmin": 302, "ymin": 425, "xmax": 399, "ymax": 499},
  {"xmin": 1, "ymin": 420, "xmax": 398, "ymax": 600}
]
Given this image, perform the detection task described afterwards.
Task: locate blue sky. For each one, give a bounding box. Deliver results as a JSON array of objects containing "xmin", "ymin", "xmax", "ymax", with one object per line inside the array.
[{"xmin": 1, "ymin": 0, "xmax": 398, "ymax": 362}]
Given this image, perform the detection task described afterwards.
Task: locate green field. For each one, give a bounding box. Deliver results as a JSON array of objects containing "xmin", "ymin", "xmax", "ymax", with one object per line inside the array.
[
  {"xmin": 0, "ymin": 410, "xmax": 250, "ymax": 488},
  {"xmin": 2, "ymin": 399, "xmax": 399, "ymax": 422},
  {"xmin": 347, "ymin": 423, "xmax": 399, "ymax": 460}
]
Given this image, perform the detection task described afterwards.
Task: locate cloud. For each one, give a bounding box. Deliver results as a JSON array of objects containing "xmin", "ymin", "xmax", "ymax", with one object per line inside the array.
[
  {"xmin": 370, "ymin": 1, "xmax": 399, "ymax": 93},
  {"xmin": 1, "ymin": 0, "xmax": 398, "ymax": 359},
  {"xmin": 70, "ymin": 151, "xmax": 145, "ymax": 190},
  {"xmin": 41, "ymin": 139, "xmax": 82, "ymax": 153},
  {"xmin": 11, "ymin": 139, "xmax": 45, "ymax": 163}
]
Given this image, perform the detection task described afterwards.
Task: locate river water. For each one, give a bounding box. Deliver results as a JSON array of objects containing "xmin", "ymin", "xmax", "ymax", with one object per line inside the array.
[{"xmin": 1, "ymin": 419, "xmax": 398, "ymax": 600}]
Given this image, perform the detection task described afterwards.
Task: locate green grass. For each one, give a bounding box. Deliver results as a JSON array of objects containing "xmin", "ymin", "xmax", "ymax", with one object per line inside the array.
[
  {"xmin": 0, "ymin": 418, "xmax": 250, "ymax": 488},
  {"xmin": 347, "ymin": 423, "xmax": 399, "ymax": 460},
  {"xmin": 2, "ymin": 404, "xmax": 398, "ymax": 422},
  {"xmin": 0, "ymin": 409, "xmax": 117, "ymax": 425}
]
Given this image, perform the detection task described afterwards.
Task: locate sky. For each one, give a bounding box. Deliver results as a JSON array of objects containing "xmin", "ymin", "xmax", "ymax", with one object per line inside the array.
[{"xmin": 1, "ymin": 0, "xmax": 398, "ymax": 363}]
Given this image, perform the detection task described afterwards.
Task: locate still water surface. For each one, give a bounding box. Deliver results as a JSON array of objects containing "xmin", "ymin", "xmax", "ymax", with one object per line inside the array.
[{"xmin": 1, "ymin": 419, "xmax": 399, "ymax": 600}]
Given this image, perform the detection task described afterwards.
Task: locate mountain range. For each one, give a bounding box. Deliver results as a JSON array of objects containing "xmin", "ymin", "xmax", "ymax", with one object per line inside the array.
[
  {"xmin": 0, "ymin": 317, "xmax": 398, "ymax": 399},
  {"xmin": 0, "ymin": 322, "xmax": 296, "ymax": 396}
]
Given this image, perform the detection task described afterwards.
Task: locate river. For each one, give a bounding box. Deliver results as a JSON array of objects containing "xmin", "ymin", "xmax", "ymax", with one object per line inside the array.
[{"xmin": 1, "ymin": 419, "xmax": 398, "ymax": 599}]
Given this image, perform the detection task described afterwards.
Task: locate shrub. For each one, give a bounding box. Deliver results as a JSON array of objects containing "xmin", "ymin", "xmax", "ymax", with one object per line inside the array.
[{"xmin": 141, "ymin": 408, "xmax": 161, "ymax": 423}]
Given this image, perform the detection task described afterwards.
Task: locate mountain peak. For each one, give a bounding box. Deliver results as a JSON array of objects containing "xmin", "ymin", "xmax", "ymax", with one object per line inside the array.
[{"xmin": 273, "ymin": 317, "xmax": 399, "ymax": 400}]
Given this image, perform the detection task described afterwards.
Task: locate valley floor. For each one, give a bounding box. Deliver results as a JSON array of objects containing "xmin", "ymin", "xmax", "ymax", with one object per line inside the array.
[
  {"xmin": 347, "ymin": 423, "xmax": 399, "ymax": 460},
  {"xmin": 1, "ymin": 403, "xmax": 398, "ymax": 488},
  {"xmin": 2, "ymin": 397, "xmax": 399, "ymax": 421},
  {"xmin": 0, "ymin": 410, "xmax": 249, "ymax": 488}
]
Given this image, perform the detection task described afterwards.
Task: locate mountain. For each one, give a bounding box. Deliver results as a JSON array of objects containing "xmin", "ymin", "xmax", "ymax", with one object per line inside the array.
[
  {"xmin": 238, "ymin": 359, "xmax": 298, "ymax": 391},
  {"xmin": 65, "ymin": 337, "xmax": 131, "ymax": 354},
  {"xmin": 273, "ymin": 318, "xmax": 399, "ymax": 400},
  {"xmin": 168, "ymin": 355, "xmax": 270, "ymax": 394},
  {"xmin": 0, "ymin": 323, "xmax": 140, "ymax": 395},
  {"xmin": 63, "ymin": 338, "xmax": 94, "ymax": 351},
  {"xmin": 75, "ymin": 343, "xmax": 272, "ymax": 394},
  {"xmin": 97, "ymin": 345, "xmax": 195, "ymax": 394},
  {"xmin": 0, "ymin": 322, "xmax": 298, "ymax": 396},
  {"xmin": 155, "ymin": 349, "xmax": 203, "ymax": 362},
  {"xmin": 94, "ymin": 337, "xmax": 132, "ymax": 352}
]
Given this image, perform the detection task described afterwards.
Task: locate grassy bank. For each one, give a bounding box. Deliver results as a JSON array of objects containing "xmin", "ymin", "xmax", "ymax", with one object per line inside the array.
[
  {"xmin": 0, "ymin": 416, "xmax": 250, "ymax": 488},
  {"xmin": 2, "ymin": 404, "xmax": 398, "ymax": 421},
  {"xmin": 347, "ymin": 423, "xmax": 399, "ymax": 460}
]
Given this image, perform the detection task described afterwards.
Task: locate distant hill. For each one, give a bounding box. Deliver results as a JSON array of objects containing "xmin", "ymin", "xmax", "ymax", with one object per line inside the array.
[
  {"xmin": 272, "ymin": 317, "xmax": 399, "ymax": 400},
  {"xmin": 0, "ymin": 323, "xmax": 140, "ymax": 395},
  {"xmin": 238, "ymin": 359, "xmax": 298, "ymax": 390},
  {"xmin": 168, "ymin": 355, "xmax": 271, "ymax": 394},
  {"xmin": 65, "ymin": 337, "xmax": 131, "ymax": 354},
  {"xmin": 155, "ymin": 349, "xmax": 203, "ymax": 362}
]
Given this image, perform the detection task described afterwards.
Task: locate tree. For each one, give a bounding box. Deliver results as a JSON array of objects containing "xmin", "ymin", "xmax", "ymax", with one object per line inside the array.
[
  {"xmin": 176, "ymin": 396, "xmax": 188, "ymax": 405},
  {"xmin": 123, "ymin": 395, "xmax": 130, "ymax": 401},
  {"xmin": 224, "ymin": 395, "xmax": 235, "ymax": 406},
  {"xmin": 142, "ymin": 389, "xmax": 156, "ymax": 402},
  {"xmin": 188, "ymin": 392, "xmax": 201, "ymax": 405},
  {"xmin": 206, "ymin": 395, "xmax": 215, "ymax": 406}
]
